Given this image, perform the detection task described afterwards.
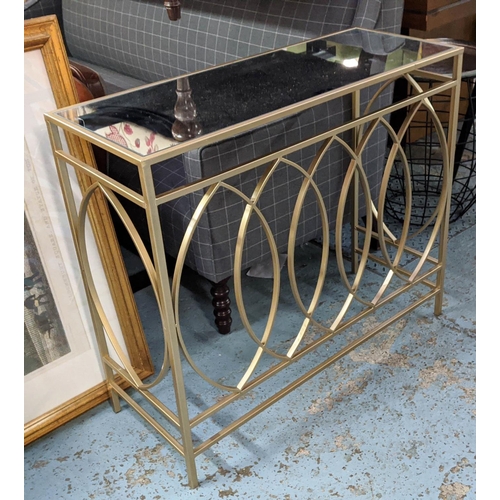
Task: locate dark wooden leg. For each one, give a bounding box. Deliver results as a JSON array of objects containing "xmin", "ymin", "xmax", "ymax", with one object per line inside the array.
[
  {"xmin": 370, "ymin": 214, "xmax": 380, "ymax": 251},
  {"xmin": 210, "ymin": 277, "xmax": 232, "ymax": 334},
  {"xmin": 362, "ymin": 214, "xmax": 380, "ymax": 251},
  {"xmin": 387, "ymin": 28, "xmax": 410, "ymax": 151},
  {"xmin": 388, "ymin": 77, "xmax": 410, "ymax": 150}
]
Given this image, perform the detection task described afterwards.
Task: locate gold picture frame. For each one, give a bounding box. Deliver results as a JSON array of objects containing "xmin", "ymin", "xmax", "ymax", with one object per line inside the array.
[{"xmin": 24, "ymin": 15, "xmax": 153, "ymax": 445}]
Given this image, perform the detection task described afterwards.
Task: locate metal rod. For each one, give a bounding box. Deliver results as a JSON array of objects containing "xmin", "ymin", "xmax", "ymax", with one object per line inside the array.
[
  {"xmin": 435, "ymin": 52, "xmax": 463, "ymax": 315},
  {"xmin": 194, "ymin": 288, "xmax": 437, "ymax": 456},
  {"xmin": 109, "ymin": 380, "xmax": 185, "ymax": 455}
]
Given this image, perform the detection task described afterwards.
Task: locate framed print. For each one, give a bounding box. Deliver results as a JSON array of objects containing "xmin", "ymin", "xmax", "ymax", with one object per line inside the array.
[{"xmin": 24, "ymin": 15, "xmax": 153, "ymax": 445}]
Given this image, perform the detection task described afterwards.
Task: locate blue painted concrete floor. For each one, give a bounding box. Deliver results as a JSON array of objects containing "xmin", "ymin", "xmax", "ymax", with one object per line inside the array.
[{"xmin": 24, "ymin": 208, "xmax": 476, "ymax": 499}]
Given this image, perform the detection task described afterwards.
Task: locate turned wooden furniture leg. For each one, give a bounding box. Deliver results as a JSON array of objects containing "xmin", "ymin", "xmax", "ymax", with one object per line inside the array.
[
  {"xmin": 370, "ymin": 214, "xmax": 379, "ymax": 251},
  {"xmin": 164, "ymin": 0, "xmax": 181, "ymax": 21},
  {"xmin": 210, "ymin": 277, "xmax": 232, "ymax": 334}
]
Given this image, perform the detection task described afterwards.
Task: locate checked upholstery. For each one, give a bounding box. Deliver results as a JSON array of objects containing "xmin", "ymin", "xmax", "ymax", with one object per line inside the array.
[{"xmin": 25, "ymin": 0, "xmax": 404, "ymax": 330}]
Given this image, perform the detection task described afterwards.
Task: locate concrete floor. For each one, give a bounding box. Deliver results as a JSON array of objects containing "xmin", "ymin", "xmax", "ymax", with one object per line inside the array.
[{"xmin": 24, "ymin": 208, "xmax": 476, "ymax": 499}]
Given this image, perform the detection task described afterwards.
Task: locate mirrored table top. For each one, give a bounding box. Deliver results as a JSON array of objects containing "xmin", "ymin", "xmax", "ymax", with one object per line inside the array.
[{"xmin": 53, "ymin": 28, "xmax": 459, "ymax": 158}]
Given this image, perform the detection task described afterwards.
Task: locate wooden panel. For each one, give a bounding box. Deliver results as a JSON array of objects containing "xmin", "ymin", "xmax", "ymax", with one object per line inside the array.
[
  {"xmin": 404, "ymin": 0, "xmax": 462, "ymax": 12},
  {"xmin": 407, "ymin": 81, "xmax": 471, "ymax": 143},
  {"xmin": 409, "ymin": 15, "xmax": 476, "ymax": 43},
  {"xmin": 403, "ymin": 0, "xmax": 476, "ymax": 32}
]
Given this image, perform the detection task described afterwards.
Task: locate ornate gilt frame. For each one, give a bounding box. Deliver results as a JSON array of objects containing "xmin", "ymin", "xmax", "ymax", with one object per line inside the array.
[{"xmin": 24, "ymin": 15, "xmax": 154, "ymax": 445}]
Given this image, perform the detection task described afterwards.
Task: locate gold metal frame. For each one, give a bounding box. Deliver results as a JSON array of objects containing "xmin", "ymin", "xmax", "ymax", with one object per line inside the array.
[
  {"xmin": 24, "ymin": 15, "xmax": 154, "ymax": 445},
  {"xmin": 44, "ymin": 28, "xmax": 463, "ymax": 487}
]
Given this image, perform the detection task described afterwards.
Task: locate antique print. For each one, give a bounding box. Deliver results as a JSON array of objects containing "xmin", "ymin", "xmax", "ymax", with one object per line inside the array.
[
  {"xmin": 24, "ymin": 14, "xmax": 151, "ymax": 445},
  {"xmin": 24, "ymin": 212, "xmax": 71, "ymax": 375}
]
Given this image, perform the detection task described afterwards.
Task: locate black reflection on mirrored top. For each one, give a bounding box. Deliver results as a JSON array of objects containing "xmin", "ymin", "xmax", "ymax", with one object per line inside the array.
[{"xmin": 77, "ymin": 29, "xmax": 442, "ymax": 146}]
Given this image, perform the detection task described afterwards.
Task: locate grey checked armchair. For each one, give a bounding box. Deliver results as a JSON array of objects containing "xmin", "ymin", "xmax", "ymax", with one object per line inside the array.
[{"xmin": 25, "ymin": 0, "xmax": 405, "ymax": 333}]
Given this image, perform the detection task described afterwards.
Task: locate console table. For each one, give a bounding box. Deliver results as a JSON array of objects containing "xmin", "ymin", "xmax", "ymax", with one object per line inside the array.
[{"xmin": 45, "ymin": 28, "xmax": 463, "ymax": 488}]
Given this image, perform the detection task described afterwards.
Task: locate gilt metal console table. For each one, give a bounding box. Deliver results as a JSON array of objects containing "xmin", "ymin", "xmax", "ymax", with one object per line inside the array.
[{"xmin": 45, "ymin": 28, "xmax": 463, "ymax": 488}]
